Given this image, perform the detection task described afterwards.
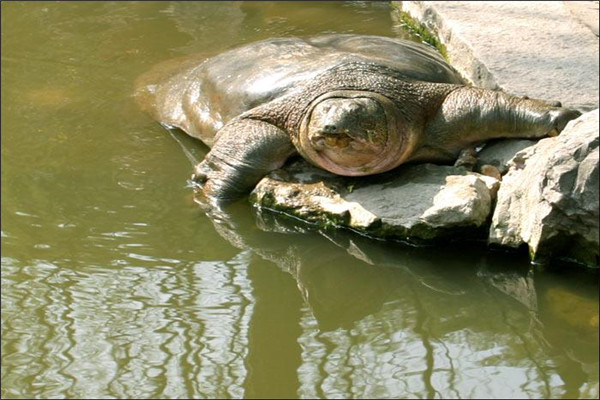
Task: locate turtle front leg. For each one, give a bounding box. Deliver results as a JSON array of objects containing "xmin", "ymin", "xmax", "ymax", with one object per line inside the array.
[
  {"xmin": 192, "ymin": 118, "xmax": 296, "ymax": 203},
  {"xmin": 420, "ymin": 86, "xmax": 582, "ymax": 161}
]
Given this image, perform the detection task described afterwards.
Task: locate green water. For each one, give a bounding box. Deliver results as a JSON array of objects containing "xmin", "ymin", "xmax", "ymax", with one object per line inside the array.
[{"xmin": 1, "ymin": 2, "xmax": 598, "ymax": 399}]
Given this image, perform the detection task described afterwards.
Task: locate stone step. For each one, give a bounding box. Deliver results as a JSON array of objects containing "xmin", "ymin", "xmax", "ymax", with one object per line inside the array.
[{"xmin": 393, "ymin": 1, "xmax": 599, "ymax": 111}]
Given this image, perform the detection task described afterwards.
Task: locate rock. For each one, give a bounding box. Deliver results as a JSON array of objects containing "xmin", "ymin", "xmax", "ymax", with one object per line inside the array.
[
  {"xmin": 420, "ymin": 174, "xmax": 495, "ymax": 228},
  {"xmin": 563, "ymin": 1, "xmax": 599, "ymax": 37},
  {"xmin": 251, "ymin": 160, "xmax": 499, "ymax": 244},
  {"xmin": 489, "ymin": 109, "xmax": 599, "ymax": 267},
  {"xmin": 393, "ymin": 1, "xmax": 599, "ymax": 111},
  {"xmin": 476, "ymin": 139, "xmax": 537, "ymax": 175}
]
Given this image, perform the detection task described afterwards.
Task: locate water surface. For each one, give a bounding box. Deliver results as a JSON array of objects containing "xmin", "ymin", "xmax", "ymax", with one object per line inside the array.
[{"xmin": 2, "ymin": 2, "xmax": 598, "ymax": 399}]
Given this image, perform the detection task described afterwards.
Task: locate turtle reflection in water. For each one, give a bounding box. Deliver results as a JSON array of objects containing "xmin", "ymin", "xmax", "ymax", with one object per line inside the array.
[{"xmin": 135, "ymin": 34, "xmax": 581, "ymax": 203}]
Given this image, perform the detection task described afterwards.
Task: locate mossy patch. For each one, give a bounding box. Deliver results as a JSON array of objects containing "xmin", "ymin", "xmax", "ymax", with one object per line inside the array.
[{"xmin": 392, "ymin": 7, "xmax": 448, "ymax": 60}]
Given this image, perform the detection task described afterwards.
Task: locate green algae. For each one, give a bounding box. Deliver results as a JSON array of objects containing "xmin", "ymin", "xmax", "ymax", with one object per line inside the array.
[{"xmin": 391, "ymin": 5, "xmax": 448, "ymax": 60}]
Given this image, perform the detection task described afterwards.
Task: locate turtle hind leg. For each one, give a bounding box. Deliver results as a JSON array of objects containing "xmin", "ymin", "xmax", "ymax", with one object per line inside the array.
[{"xmin": 192, "ymin": 118, "xmax": 296, "ymax": 203}]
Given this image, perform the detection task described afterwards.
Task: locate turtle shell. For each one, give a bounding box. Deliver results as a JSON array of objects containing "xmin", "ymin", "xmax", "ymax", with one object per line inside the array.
[{"xmin": 136, "ymin": 34, "xmax": 465, "ymax": 146}]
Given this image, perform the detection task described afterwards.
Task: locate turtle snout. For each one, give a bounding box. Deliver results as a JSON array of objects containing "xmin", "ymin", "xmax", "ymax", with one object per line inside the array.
[{"xmin": 547, "ymin": 108, "xmax": 582, "ymax": 136}]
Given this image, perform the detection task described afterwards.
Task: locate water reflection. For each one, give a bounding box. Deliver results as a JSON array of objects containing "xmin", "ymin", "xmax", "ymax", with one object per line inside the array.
[{"xmin": 196, "ymin": 197, "xmax": 598, "ymax": 398}]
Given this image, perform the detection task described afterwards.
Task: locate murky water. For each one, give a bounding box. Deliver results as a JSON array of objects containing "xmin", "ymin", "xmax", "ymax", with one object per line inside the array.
[{"xmin": 1, "ymin": 2, "xmax": 598, "ymax": 399}]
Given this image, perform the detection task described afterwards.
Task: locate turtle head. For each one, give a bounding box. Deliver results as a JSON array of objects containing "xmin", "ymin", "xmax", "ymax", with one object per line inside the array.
[{"xmin": 297, "ymin": 91, "xmax": 410, "ymax": 176}]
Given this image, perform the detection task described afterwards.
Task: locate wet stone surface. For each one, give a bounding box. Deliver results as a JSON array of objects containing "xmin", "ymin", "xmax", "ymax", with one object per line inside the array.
[{"xmin": 251, "ymin": 159, "xmax": 500, "ymax": 244}]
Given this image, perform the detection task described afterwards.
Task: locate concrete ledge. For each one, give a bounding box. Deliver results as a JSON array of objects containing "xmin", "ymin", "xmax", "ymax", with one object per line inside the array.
[
  {"xmin": 564, "ymin": 1, "xmax": 599, "ymax": 37},
  {"xmin": 394, "ymin": 1, "xmax": 599, "ymax": 111}
]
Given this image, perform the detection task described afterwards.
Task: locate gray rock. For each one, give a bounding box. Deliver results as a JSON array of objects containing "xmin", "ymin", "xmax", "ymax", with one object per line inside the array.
[
  {"xmin": 489, "ymin": 109, "xmax": 599, "ymax": 267},
  {"xmin": 476, "ymin": 139, "xmax": 537, "ymax": 175},
  {"xmin": 251, "ymin": 161, "xmax": 499, "ymax": 244},
  {"xmin": 394, "ymin": 1, "xmax": 599, "ymax": 111}
]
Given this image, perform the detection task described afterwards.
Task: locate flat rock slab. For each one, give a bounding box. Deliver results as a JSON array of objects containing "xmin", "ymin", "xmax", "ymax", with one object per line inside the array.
[
  {"xmin": 251, "ymin": 161, "xmax": 499, "ymax": 244},
  {"xmin": 395, "ymin": 1, "xmax": 599, "ymax": 111}
]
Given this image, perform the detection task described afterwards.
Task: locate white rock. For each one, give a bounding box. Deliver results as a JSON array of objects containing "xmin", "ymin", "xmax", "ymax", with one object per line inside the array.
[{"xmin": 489, "ymin": 109, "xmax": 599, "ymax": 266}]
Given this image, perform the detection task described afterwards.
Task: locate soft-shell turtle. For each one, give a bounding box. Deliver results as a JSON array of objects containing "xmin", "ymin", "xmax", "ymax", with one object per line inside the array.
[{"xmin": 135, "ymin": 34, "xmax": 580, "ymax": 202}]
